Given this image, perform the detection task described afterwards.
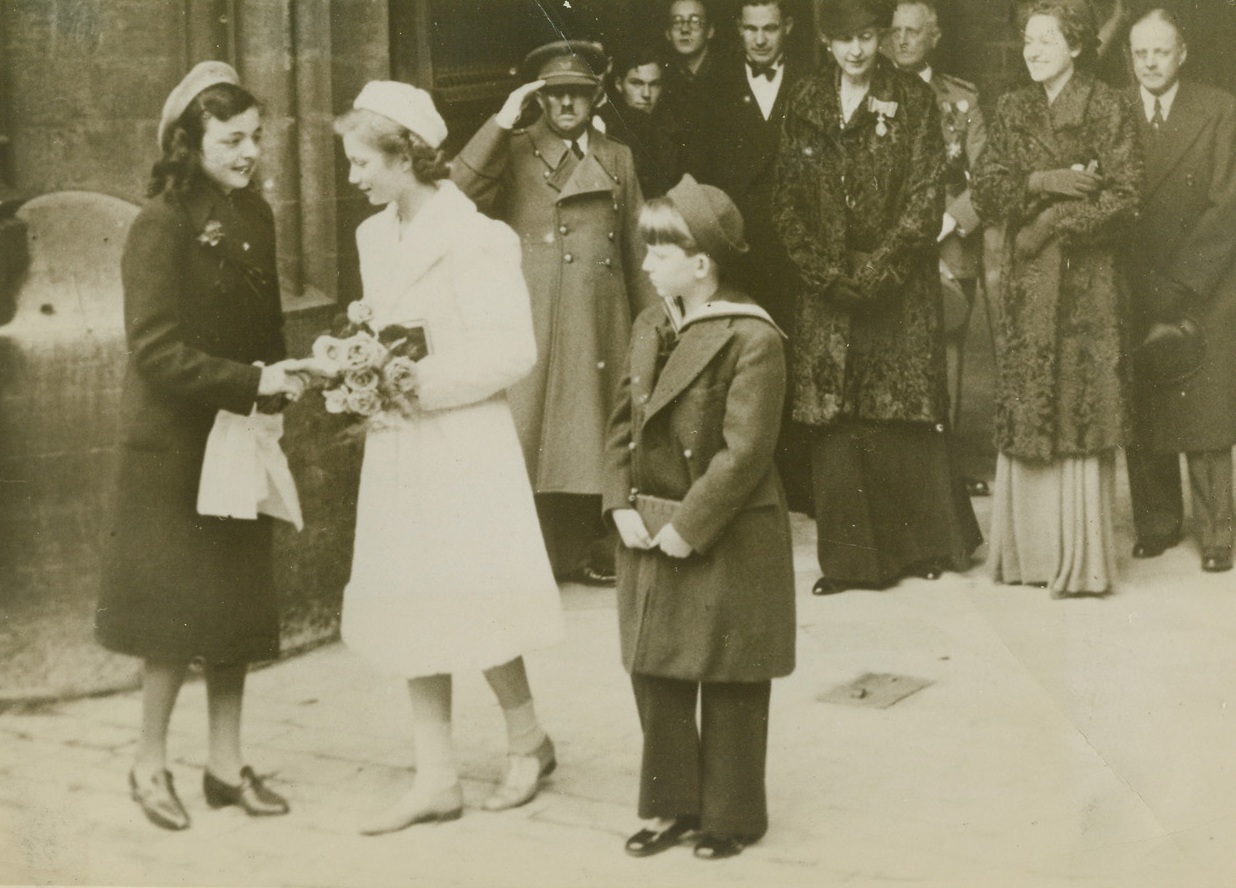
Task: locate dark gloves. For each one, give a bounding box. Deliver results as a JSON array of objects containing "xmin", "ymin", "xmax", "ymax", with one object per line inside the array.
[
  {"xmin": 826, "ymin": 275, "xmax": 867, "ymax": 309},
  {"xmin": 1014, "ymin": 208, "xmax": 1059, "ymax": 261},
  {"xmin": 1028, "ymin": 168, "xmax": 1102, "ymax": 199}
]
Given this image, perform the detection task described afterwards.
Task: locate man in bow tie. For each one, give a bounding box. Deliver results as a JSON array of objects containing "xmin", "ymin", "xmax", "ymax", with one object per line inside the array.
[
  {"xmin": 452, "ymin": 39, "xmax": 656, "ymax": 585},
  {"xmin": 687, "ymin": 0, "xmax": 811, "ymax": 512},
  {"xmin": 1123, "ymin": 7, "xmax": 1236, "ymax": 573},
  {"xmin": 884, "ymin": 0, "xmax": 991, "ymax": 497}
]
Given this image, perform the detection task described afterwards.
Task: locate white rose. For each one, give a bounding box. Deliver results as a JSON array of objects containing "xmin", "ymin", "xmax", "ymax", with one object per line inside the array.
[
  {"xmin": 322, "ymin": 385, "xmax": 349, "ymax": 414},
  {"xmin": 346, "ymin": 301, "xmax": 374, "ymax": 325}
]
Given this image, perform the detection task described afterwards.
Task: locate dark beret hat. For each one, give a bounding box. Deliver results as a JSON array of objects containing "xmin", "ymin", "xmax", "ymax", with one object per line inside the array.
[{"xmin": 816, "ymin": 0, "xmax": 894, "ymax": 36}]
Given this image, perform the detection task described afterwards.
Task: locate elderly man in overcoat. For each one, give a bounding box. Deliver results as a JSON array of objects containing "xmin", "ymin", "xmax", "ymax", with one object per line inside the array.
[
  {"xmin": 1124, "ymin": 8, "xmax": 1236, "ymax": 573},
  {"xmin": 885, "ymin": 0, "xmax": 990, "ymax": 495},
  {"xmin": 453, "ymin": 40, "xmax": 655, "ymax": 583}
]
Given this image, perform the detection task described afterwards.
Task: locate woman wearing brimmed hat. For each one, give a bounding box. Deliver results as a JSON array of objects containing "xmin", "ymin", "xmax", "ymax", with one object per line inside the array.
[
  {"xmin": 97, "ymin": 61, "xmax": 307, "ymax": 830},
  {"xmin": 605, "ymin": 174, "xmax": 796, "ymax": 860},
  {"xmin": 330, "ymin": 81, "xmax": 564, "ymax": 834},
  {"xmin": 774, "ymin": 0, "xmax": 981, "ymax": 595}
]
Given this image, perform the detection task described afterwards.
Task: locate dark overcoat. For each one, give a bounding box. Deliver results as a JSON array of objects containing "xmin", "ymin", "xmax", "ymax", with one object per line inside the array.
[
  {"xmin": 972, "ymin": 73, "xmax": 1141, "ymax": 462},
  {"xmin": 97, "ymin": 179, "xmax": 285, "ymax": 663},
  {"xmin": 598, "ymin": 101, "xmax": 685, "ymax": 199},
  {"xmin": 691, "ymin": 57, "xmax": 807, "ymax": 331},
  {"xmin": 603, "ymin": 292, "xmax": 796, "ymax": 683},
  {"xmin": 453, "ymin": 117, "xmax": 656, "ymax": 496},
  {"xmin": 1126, "ymin": 81, "xmax": 1236, "ymax": 452},
  {"xmin": 774, "ymin": 56, "xmax": 949, "ymax": 427}
]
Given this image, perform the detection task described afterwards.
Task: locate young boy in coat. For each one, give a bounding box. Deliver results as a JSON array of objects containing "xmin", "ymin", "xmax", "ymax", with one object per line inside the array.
[{"xmin": 604, "ymin": 174, "xmax": 797, "ymax": 861}]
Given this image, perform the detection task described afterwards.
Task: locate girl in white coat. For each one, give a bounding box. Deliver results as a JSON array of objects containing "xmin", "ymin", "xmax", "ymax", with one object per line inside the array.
[{"xmin": 333, "ymin": 81, "xmax": 564, "ymax": 834}]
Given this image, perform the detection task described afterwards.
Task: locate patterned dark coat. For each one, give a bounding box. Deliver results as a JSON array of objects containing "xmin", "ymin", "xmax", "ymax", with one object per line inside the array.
[
  {"xmin": 1126, "ymin": 81, "xmax": 1236, "ymax": 453},
  {"xmin": 774, "ymin": 56, "xmax": 949, "ymax": 427},
  {"xmin": 97, "ymin": 179, "xmax": 285, "ymax": 663},
  {"xmin": 972, "ymin": 73, "xmax": 1141, "ymax": 462},
  {"xmin": 603, "ymin": 292, "xmax": 795, "ymax": 683}
]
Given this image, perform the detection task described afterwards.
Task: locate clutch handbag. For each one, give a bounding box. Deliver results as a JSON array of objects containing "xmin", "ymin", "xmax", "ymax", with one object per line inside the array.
[
  {"xmin": 634, "ymin": 494, "xmax": 680, "ymax": 537},
  {"xmin": 1134, "ymin": 316, "xmax": 1206, "ymax": 384}
]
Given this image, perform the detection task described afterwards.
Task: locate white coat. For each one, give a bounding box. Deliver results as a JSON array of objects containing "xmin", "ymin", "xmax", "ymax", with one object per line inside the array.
[{"xmin": 340, "ymin": 181, "xmax": 564, "ymax": 677}]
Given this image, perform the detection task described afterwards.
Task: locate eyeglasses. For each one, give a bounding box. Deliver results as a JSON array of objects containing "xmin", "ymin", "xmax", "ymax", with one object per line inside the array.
[{"xmin": 670, "ymin": 14, "xmax": 706, "ymax": 30}]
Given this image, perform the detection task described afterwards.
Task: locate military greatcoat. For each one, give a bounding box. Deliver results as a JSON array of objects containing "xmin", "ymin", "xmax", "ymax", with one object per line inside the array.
[
  {"xmin": 774, "ymin": 56, "xmax": 949, "ymax": 428},
  {"xmin": 453, "ymin": 116, "xmax": 655, "ymax": 496}
]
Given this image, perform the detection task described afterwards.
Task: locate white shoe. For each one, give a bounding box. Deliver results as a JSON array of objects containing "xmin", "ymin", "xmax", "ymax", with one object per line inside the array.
[
  {"xmin": 481, "ymin": 735, "xmax": 557, "ymax": 812},
  {"xmin": 359, "ymin": 783, "xmax": 463, "ymax": 835}
]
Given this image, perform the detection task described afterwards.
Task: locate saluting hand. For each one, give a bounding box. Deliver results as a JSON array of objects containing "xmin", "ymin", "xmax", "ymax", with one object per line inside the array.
[{"xmin": 496, "ymin": 80, "xmax": 546, "ymax": 130}]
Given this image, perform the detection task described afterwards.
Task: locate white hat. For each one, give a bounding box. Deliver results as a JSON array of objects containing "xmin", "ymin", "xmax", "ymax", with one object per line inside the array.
[
  {"xmin": 353, "ymin": 81, "xmax": 448, "ymax": 149},
  {"xmin": 158, "ymin": 60, "xmax": 241, "ymax": 149}
]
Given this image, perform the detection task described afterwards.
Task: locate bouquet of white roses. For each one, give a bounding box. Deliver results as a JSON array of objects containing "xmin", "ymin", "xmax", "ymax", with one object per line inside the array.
[{"xmin": 311, "ymin": 301, "xmax": 429, "ymax": 423}]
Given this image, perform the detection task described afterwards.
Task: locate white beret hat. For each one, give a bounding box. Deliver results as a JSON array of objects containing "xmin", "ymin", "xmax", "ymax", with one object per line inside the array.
[
  {"xmin": 353, "ymin": 81, "xmax": 448, "ymax": 149},
  {"xmin": 158, "ymin": 60, "xmax": 241, "ymax": 150}
]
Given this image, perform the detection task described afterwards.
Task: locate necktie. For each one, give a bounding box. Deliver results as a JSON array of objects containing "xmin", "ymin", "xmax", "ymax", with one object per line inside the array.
[
  {"xmin": 1151, "ymin": 98, "xmax": 1164, "ymax": 133},
  {"xmin": 570, "ymin": 140, "xmax": 584, "ymax": 159},
  {"xmin": 748, "ymin": 61, "xmax": 776, "ymax": 81}
]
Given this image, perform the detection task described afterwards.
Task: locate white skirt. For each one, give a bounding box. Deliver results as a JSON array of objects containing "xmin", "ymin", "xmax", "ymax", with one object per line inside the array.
[
  {"xmin": 342, "ymin": 395, "xmax": 564, "ymax": 676},
  {"xmin": 988, "ymin": 450, "xmax": 1118, "ymax": 595}
]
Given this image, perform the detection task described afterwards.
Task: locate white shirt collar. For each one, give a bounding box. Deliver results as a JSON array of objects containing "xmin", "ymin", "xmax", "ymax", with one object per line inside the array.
[
  {"xmin": 745, "ymin": 57, "xmax": 785, "ymax": 119},
  {"xmin": 563, "ymin": 131, "xmax": 590, "ymax": 157},
  {"xmin": 916, "ymin": 65, "xmax": 933, "ymax": 84},
  {"xmin": 1141, "ymin": 81, "xmax": 1180, "ymax": 122}
]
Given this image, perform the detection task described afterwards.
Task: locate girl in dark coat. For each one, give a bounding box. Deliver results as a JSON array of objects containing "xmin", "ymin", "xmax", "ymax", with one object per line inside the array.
[
  {"xmin": 605, "ymin": 175, "xmax": 796, "ymax": 861},
  {"xmin": 973, "ymin": 1, "xmax": 1141, "ymax": 596},
  {"xmin": 774, "ymin": 0, "xmax": 981, "ymax": 595},
  {"xmin": 96, "ymin": 62, "xmax": 308, "ymax": 830}
]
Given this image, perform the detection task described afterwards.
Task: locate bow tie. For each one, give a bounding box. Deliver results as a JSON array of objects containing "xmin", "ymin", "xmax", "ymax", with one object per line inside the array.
[{"xmin": 748, "ymin": 61, "xmax": 778, "ymax": 81}]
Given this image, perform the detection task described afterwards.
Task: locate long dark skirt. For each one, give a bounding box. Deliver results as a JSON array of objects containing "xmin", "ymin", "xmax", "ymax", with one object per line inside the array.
[
  {"xmin": 810, "ymin": 420, "xmax": 982, "ymax": 586},
  {"xmin": 96, "ymin": 445, "xmax": 280, "ymax": 665}
]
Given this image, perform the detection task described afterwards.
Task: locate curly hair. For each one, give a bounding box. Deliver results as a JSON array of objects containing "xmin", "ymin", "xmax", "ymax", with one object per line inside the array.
[
  {"xmin": 1020, "ymin": 0, "xmax": 1100, "ymax": 70},
  {"xmin": 148, "ymin": 82, "xmax": 259, "ymax": 198},
  {"xmin": 333, "ymin": 108, "xmax": 450, "ymax": 183}
]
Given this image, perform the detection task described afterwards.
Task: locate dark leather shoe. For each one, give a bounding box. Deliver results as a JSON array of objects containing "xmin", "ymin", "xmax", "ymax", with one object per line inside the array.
[
  {"xmin": 130, "ymin": 768, "xmax": 190, "ymax": 831},
  {"xmin": 693, "ymin": 833, "xmax": 753, "ymax": 860},
  {"xmin": 1132, "ymin": 535, "xmax": 1179, "ymax": 559},
  {"xmin": 576, "ymin": 565, "xmax": 616, "ymax": 586},
  {"xmin": 812, "ymin": 577, "xmax": 847, "ymax": 596},
  {"xmin": 204, "ymin": 766, "xmax": 289, "ymax": 816},
  {"xmin": 1202, "ymin": 549, "xmax": 1233, "ymax": 572},
  {"xmin": 625, "ymin": 815, "xmax": 700, "ymax": 857}
]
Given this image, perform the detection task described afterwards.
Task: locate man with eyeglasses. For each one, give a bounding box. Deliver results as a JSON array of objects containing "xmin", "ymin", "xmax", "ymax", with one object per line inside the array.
[
  {"xmin": 660, "ymin": 0, "xmax": 719, "ymax": 149},
  {"xmin": 452, "ymin": 40, "xmax": 656, "ymax": 586}
]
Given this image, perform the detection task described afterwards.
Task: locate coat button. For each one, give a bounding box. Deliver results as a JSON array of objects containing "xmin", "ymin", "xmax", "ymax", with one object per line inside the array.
[
  {"xmin": 544, "ymin": 170, "xmax": 551, "ymax": 178},
  {"xmin": 534, "ymin": 149, "xmax": 542, "ymax": 157},
  {"xmin": 596, "ymin": 360, "xmax": 605, "ymax": 369},
  {"xmin": 683, "ymin": 448, "xmax": 693, "ymax": 458},
  {"xmin": 608, "ymin": 231, "xmax": 615, "ymax": 241},
  {"xmin": 559, "ymin": 224, "xmax": 569, "ymax": 235},
  {"xmin": 640, "ymin": 393, "xmax": 649, "ymax": 403},
  {"xmin": 603, "ymin": 258, "xmax": 613, "ymax": 268},
  {"xmin": 935, "ymin": 423, "xmax": 945, "ymax": 432},
  {"xmin": 544, "ymin": 232, "xmax": 555, "ymax": 244},
  {"xmin": 564, "ymin": 253, "xmax": 574, "ymax": 263},
  {"xmin": 628, "ymin": 441, "xmax": 636, "ymax": 450},
  {"xmin": 632, "ymin": 375, "xmax": 641, "ymax": 384}
]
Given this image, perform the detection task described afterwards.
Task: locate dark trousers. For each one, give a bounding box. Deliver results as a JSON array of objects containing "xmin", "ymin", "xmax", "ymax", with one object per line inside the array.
[
  {"xmin": 1126, "ymin": 447, "xmax": 1235, "ymax": 553},
  {"xmin": 534, "ymin": 493, "xmax": 615, "ymax": 577},
  {"xmin": 943, "ymin": 277, "xmax": 980, "ymax": 432},
  {"xmin": 630, "ymin": 673, "xmax": 772, "ymax": 839}
]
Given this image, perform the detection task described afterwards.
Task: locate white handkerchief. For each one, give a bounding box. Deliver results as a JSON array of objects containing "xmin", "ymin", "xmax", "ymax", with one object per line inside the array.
[{"xmin": 197, "ymin": 408, "xmax": 303, "ymax": 530}]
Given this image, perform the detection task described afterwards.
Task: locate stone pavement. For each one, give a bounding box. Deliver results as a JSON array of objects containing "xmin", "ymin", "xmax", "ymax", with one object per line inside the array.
[{"xmin": 2, "ymin": 491, "xmax": 1235, "ymax": 888}]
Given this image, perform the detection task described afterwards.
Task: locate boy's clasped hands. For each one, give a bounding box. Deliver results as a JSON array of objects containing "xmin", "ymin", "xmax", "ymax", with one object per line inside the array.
[{"xmin": 612, "ymin": 509, "xmax": 693, "ymax": 558}]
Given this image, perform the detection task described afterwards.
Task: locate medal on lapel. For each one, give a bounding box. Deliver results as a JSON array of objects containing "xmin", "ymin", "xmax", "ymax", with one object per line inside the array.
[{"xmin": 868, "ymin": 97, "xmax": 898, "ymax": 137}]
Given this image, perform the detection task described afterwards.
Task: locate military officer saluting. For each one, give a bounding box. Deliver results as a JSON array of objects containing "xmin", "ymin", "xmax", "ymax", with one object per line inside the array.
[
  {"xmin": 885, "ymin": 0, "xmax": 990, "ymax": 496},
  {"xmin": 452, "ymin": 40, "xmax": 655, "ymax": 584}
]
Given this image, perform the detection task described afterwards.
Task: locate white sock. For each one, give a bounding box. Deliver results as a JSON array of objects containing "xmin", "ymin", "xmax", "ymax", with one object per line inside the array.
[
  {"xmin": 410, "ymin": 717, "xmax": 458, "ymax": 791},
  {"xmin": 502, "ymin": 699, "xmax": 546, "ymax": 756}
]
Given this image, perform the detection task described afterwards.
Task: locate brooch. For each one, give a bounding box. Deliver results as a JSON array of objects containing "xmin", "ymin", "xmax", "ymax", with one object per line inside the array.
[
  {"xmin": 868, "ymin": 97, "xmax": 898, "ymax": 137},
  {"xmin": 197, "ymin": 219, "xmax": 225, "ymax": 247}
]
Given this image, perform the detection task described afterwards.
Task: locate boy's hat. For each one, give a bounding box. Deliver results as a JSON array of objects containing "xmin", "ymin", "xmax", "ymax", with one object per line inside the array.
[
  {"xmin": 353, "ymin": 80, "xmax": 448, "ymax": 149},
  {"xmin": 665, "ymin": 174, "xmax": 749, "ymax": 259},
  {"xmin": 158, "ymin": 60, "xmax": 240, "ymax": 149},
  {"xmin": 524, "ymin": 40, "xmax": 607, "ymax": 88}
]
